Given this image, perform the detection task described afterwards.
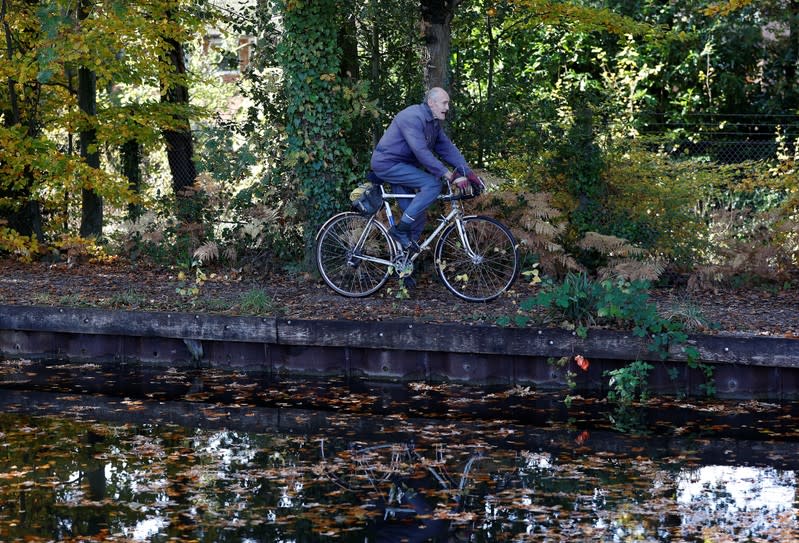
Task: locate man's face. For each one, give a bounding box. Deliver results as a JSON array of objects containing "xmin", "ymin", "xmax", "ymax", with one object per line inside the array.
[{"xmin": 428, "ymin": 91, "xmax": 450, "ymax": 120}]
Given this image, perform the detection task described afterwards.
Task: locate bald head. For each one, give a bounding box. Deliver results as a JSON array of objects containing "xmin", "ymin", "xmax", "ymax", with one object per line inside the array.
[{"xmin": 425, "ymin": 87, "xmax": 450, "ymax": 121}]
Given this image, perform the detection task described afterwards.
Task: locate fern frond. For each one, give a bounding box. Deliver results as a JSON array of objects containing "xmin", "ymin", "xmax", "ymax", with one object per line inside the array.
[
  {"xmin": 544, "ymin": 241, "xmax": 565, "ymax": 253},
  {"xmin": 223, "ymin": 246, "xmax": 238, "ymax": 263},
  {"xmin": 540, "ymin": 252, "xmax": 583, "ymax": 275},
  {"xmin": 194, "ymin": 242, "xmax": 219, "ymax": 264},
  {"xmin": 578, "ymin": 231, "xmax": 644, "ymax": 257},
  {"xmin": 241, "ymin": 222, "xmax": 263, "ymax": 239},
  {"xmin": 250, "ymin": 204, "xmax": 280, "ymax": 222},
  {"xmin": 524, "ymin": 219, "xmax": 560, "ymax": 238},
  {"xmin": 520, "ymin": 192, "xmax": 562, "ymax": 221},
  {"xmin": 599, "ymin": 259, "xmax": 665, "ymax": 282}
]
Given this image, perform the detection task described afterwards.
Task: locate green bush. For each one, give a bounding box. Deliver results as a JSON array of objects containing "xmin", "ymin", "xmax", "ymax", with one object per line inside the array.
[{"xmin": 522, "ymin": 273, "xmax": 714, "ymax": 403}]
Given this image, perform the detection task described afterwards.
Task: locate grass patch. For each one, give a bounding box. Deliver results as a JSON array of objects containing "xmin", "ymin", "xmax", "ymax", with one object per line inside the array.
[
  {"xmin": 658, "ymin": 300, "xmax": 712, "ymax": 331},
  {"xmin": 200, "ymin": 297, "xmax": 239, "ymax": 312},
  {"xmin": 32, "ymin": 293, "xmax": 55, "ymax": 305},
  {"xmin": 108, "ymin": 288, "xmax": 146, "ymax": 308},
  {"xmin": 58, "ymin": 293, "xmax": 89, "ymax": 307},
  {"xmin": 238, "ymin": 288, "xmax": 276, "ymax": 315}
]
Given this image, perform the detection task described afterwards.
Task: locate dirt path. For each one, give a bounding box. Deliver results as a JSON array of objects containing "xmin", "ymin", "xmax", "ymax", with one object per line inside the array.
[{"xmin": 1, "ymin": 258, "xmax": 798, "ymax": 337}]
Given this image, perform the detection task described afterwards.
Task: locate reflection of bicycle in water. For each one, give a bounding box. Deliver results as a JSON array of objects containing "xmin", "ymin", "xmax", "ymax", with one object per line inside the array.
[
  {"xmin": 315, "ymin": 176, "xmax": 520, "ymax": 302},
  {"xmin": 318, "ymin": 439, "xmax": 511, "ymax": 541}
]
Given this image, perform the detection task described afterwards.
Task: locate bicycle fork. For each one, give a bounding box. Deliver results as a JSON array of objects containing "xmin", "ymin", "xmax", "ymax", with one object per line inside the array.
[{"xmin": 454, "ymin": 217, "xmax": 483, "ymax": 264}]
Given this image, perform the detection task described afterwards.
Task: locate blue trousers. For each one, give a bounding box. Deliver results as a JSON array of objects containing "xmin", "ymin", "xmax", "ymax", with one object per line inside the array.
[{"xmin": 373, "ymin": 163, "xmax": 443, "ymax": 241}]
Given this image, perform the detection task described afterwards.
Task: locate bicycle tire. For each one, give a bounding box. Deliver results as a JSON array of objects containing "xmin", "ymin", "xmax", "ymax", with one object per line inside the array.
[
  {"xmin": 434, "ymin": 216, "xmax": 519, "ymax": 302},
  {"xmin": 316, "ymin": 212, "xmax": 393, "ymax": 297}
]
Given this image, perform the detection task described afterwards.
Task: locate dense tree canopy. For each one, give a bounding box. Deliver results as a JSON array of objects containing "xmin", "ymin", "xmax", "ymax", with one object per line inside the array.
[
  {"xmin": 1, "ymin": 0, "xmax": 209, "ymax": 246},
  {"xmin": 1, "ymin": 0, "xmax": 798, "ymax": 276}
]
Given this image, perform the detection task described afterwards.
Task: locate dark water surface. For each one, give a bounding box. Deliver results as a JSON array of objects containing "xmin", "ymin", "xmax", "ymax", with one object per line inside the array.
[{"xmin": 0, "ymin": 359, "xmax": 798, "ymax": 542}]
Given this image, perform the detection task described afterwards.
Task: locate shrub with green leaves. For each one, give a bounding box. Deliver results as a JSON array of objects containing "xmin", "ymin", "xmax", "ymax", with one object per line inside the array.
[
  {"xmin": 605, "ymin": 360, "xmax": 654, "ymax": 405},
  {"xmin": 521, "ymin": 272, "xmax": 714, "ymax": 403}
]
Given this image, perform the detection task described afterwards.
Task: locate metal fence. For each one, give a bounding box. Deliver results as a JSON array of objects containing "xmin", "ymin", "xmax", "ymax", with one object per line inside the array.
[{"xmin": 638, "ymin": 113, "xmax": 799, "ymax": 164}]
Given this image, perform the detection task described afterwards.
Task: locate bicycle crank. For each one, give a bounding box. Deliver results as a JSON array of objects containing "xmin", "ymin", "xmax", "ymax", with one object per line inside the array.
[{"xmin": 392, "ymin": 254, "xmax": 414, "ymax": 279}]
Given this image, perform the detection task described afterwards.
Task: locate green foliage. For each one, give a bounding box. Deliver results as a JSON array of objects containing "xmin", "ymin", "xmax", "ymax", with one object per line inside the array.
[
  {"xmin": 238, "ymin": 288, "xmax": 275, "ymax": 315},
  {"xmin": 605, "ymin": 360, "xmax": 654, "ymax": 405},
  {"xmin": 599, "ymin": 147, "xmax": 710, "ymax": 266},
  {"xmin": 3, "ymin": 0, "xmax": 798, "ymax": 284},
  {"xmin": 524, "ymin": 273, "xmax": 662, "ymax": 334},
  {"xmin": 526, "ymin": 272, "xmax": 599, "ymax": 334},
  {"xmin": 275, "ymin": 0, "xmax": 368, "ymax": 264},
  {"xmin": 0, "ymin": 0, "xmax": 211, "ymax": 247},
  {"xmin": 524, "ymin": 272, "xmax": 715, "ymax": 402}
]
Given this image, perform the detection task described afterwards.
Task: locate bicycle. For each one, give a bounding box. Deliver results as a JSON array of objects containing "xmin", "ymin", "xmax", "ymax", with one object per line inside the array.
[{"xmin": 315, "ymin": 176, "xmax": 520, "ymax": 302}]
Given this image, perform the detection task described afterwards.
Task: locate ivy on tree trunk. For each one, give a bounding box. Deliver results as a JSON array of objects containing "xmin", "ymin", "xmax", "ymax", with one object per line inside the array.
[{"xmin": 278, "ymin": 0, "xmax": 356, "ymax": 266}]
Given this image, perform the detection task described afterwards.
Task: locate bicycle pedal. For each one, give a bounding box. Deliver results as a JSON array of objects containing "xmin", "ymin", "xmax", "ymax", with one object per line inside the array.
[{"xmin": 397, "ymin": 241, "xmax": 419, "ymax": 257}]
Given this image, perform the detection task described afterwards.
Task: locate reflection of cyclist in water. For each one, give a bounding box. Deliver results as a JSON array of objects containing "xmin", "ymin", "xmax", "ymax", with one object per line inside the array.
[
  {"xmin": 365, "ymin": 472, "xmax": 452, "ymax": 542},
  {"xmin": 322, "ymin": 441, "xmax": 476, "ymax": 542}
]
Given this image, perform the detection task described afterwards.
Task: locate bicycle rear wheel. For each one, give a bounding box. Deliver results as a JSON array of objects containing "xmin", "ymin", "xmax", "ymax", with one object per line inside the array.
[
  {"xmin": 316, "ymin": 212, "xmax": 393, "ymax": 297},
  {"xmin": 434, "ymin": 216, "xmax": 519, "ymax": 302}
]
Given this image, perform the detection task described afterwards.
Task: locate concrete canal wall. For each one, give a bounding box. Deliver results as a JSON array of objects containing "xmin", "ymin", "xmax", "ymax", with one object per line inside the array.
[{"xmin": 1, "ymin": 305, "xmax": 799, "ymax": 399}]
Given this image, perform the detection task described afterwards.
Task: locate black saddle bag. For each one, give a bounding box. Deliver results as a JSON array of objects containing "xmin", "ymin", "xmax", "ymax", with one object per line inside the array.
[{"xmin": 350, "ymin": 172, "xmax": 383, "ymax": 216}]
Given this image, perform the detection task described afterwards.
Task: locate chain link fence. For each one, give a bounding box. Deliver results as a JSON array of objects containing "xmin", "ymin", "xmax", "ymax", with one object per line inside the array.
[{"xmin": 638, "ymin": 113, "xmax": 799, "ymax": 164}]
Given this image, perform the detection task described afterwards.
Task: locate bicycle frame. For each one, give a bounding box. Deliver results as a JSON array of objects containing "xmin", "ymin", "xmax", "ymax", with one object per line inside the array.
[
  {"xmin": 316, "ymin": 176, "xmax": 518, "ymax": 301},
  {"xmin": 351, "ymin": 183, "xmax": 476, "ymax": 268}
]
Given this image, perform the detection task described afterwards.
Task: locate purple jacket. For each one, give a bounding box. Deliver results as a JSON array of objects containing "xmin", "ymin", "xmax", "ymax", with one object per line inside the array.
[{"xmin": 370, "ymin": 102, "xmax": 468, "ymax": 178}]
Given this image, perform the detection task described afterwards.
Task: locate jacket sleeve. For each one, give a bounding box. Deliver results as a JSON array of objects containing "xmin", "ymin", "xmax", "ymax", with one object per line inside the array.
[
  {"xmin": 433, "ymin": 129, "xmax": 469, "ymax": 174},
  {"xmin": 396, "ymin": 114, "xmax": 449, "ymax": 178}
]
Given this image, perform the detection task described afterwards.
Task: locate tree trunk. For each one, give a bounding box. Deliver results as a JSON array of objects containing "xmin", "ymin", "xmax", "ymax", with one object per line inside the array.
[
  {"xmin": 161, "ymin": 36, "xmax": 197, "ymax": 199},
  {"xmin": 122, "ymin": 138, "xmax": 142, "ymax": 220},
  {"xmin": 78, "ymin": 63, "xmax": 102, "ymax": 237},
  {"xmin": 369, "ymin": 0, "xmax": 381, "ymax": 146},
  {"xmin": 338, "ymin": 10, "xmax": 359, "ymax": 80},
  {"xmin": 78, "ymin": 0, "xmax": 102, "ymax": 238},
  {"xmin": 419, "ymin": 0, "xmax": 460, "ymax": 90},
  {"xmin": 477, "ymin": 10, "xmax": 497, "ymax": 166},
  {"xmin": 0, "ymin": 0, "xmax": 43, "ymax": 240},
  {"xmin": 786, "ymin": 0, "xmax": 799, "ymax": 110}
]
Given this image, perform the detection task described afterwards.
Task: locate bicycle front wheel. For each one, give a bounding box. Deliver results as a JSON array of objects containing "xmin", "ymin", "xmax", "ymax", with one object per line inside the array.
[
  {"xmin": 434, "ymin": 216, "xmax": 519, "ymax": 302},
  {"xmin": 316, "ymin": 212, "xmax": 393, "ymax": 297}
]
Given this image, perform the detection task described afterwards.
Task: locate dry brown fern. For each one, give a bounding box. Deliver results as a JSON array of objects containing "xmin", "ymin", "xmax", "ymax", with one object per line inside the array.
[
  {"xmin": 687, "ymin": 207, "xmax": 797, "ymax": 291},
  {"xmin": 579, "ymin": 231, "xmax": 664, "ymax": 281},
  {"xmin": 577, "ymin": 232, "xmax": 644, "ymax": 257},
  {"xmin": 466, "ymin": 176, "xmax": 668, "ymax": 280},
  {"xmin": 193, "ymin": 242, "xmax": 220, "ymax": 265},
  {"xmin": 599, "ymin": 258, "xmax": 666, "ymax": 282},
  {"xmin": 473, "ymin": 189, "xmax": 580, "ymax": 276}
]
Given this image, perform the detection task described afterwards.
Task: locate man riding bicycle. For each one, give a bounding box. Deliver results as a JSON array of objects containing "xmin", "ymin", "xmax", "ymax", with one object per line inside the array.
[{"xmin": 370, "ymin": 87, "xmax": 484, "ymax": 253}]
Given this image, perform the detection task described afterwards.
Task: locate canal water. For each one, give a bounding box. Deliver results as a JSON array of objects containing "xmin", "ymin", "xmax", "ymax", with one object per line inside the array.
[{"xmin": 0, "ymin": 359, "xmax": 798, "ymax": 542}]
